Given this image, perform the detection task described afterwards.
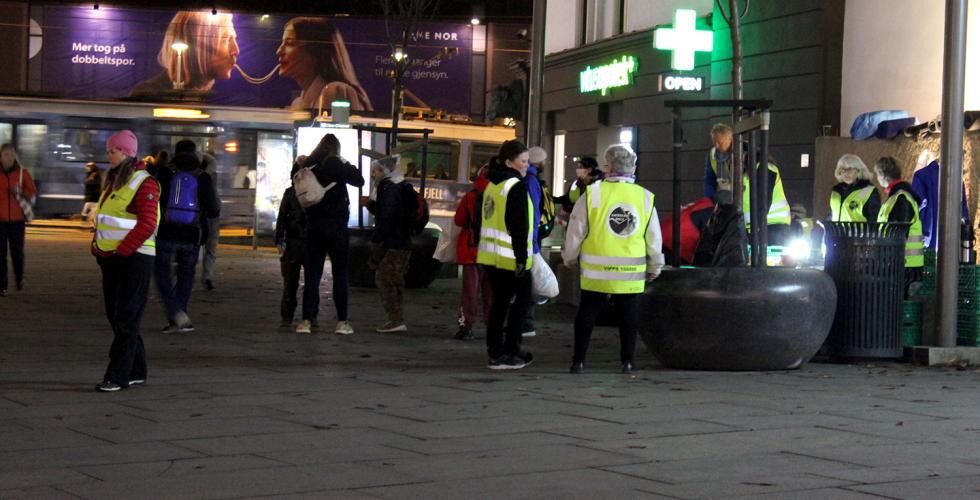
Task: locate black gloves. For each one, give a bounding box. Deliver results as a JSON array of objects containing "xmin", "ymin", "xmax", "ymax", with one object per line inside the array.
[{"xmin": 514, "ymin": 262, "xmax": 527, "ymax": 278}]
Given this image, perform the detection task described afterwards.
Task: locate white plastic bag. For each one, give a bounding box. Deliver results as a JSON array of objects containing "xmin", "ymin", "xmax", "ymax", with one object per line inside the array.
[
  {"xmin": 531, "ymin": 253, "xmax": 559, "ymax": 299},
  {"xmin": 434, "ymin": 224, "xmax": 460, "ymax": 263}
]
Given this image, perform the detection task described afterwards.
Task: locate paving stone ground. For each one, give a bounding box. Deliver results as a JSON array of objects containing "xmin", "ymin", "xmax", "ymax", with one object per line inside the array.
[{"xmin": 2, "ymin": 228, "xmax": 980, "ymax": 499}]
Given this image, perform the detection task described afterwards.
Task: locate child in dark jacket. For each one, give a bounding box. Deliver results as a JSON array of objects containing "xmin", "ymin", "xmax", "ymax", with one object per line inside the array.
[{"xmin": 275, "ymin": 157, "xmax": 308, "ymax": 327}]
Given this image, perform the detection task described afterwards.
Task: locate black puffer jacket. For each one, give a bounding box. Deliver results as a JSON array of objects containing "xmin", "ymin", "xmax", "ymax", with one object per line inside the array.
[
  {"xmin": 370, "ymin": 179, "xmax": 412, "ymax": 250},
  {"xmin": 275, "ymin": 186, "xmax": 306, "ymax": 245}
]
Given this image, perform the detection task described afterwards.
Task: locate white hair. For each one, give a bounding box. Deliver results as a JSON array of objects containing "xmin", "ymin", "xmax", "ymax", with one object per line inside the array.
[
  {"xmin": 834, "ymin": 154, "xmax": 872, "ymax": 183},
  {"xmin": 604, "ymin": 144, "xmax": 637, "ymax": 176},
  {"xmin": 528, "ymin": 146, "xmax": 547, "ymax": 165}
]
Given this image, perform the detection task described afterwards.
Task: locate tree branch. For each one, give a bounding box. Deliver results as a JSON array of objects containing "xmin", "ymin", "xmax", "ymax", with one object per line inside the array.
[
  {"xmin": 715, "ymin": 0, "xmax": 731, "ymax": 25},
  {"xmin": 739, "ymin": 0, "xmax": 751, "ymax": 20}
]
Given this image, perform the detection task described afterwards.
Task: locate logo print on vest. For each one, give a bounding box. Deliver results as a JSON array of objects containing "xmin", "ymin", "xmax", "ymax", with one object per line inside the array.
[
  {"xmin": 483, "ymin": 196, "xmax": 495, "ymax": 221},
  {"xmin": 848, "ymin": 200, "xmax": 859, "ymax": 211},
  {"xmin": 608, "ymin": 204, "xmax": 638, "ymax": 237}
]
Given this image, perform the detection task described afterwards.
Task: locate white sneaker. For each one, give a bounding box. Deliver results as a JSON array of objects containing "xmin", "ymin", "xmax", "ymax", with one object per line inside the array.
[
  {"xmin": 522, "ymin": 330, "xmax": 536, "ymax": 337},
  {"xmin": 296, "ymin": 320, "xmax": 312, "ymax": 334},
  {"xmin": 335, "ymin": 321, "xmax": 354, "ymax": 335},
  {"xmin": 376, "ymin": 321, "xmax": 408, "ymax": 333}
]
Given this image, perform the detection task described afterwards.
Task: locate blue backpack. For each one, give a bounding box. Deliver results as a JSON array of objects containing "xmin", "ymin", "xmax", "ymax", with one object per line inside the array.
[{"xmin": 165, "ymin": 169, "xmax": 202, "ymax": 225}]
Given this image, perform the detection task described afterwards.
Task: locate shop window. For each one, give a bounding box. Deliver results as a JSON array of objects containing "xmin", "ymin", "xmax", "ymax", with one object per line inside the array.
[{"xmin": 0, "ymin": 123, "xmax": 11, "ymax": 145}]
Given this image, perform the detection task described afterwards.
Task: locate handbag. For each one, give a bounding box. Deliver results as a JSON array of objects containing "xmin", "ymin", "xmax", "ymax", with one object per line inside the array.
[
  {"xmin": 531, "ymin": 252, "xmax": 559, "ymax": 299},
  {"xmin": 15, "ymin": 167, "xmax": 34, "ymax": 223},
  {"xmin": 433, "ymin": 223, "xmax": 460, "ymax": 263}
]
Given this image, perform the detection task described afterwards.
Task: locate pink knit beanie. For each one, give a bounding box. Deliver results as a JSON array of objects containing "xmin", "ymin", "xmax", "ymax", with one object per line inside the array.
[{"xmin": 107, "ymin": 130, "xmax": 138, "ymax": 158}]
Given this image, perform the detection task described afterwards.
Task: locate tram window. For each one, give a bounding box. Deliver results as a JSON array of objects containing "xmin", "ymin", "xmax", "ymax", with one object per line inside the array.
[
  {"xmin": 0, "ymin": 124, "xmax": 11, "ymax": 145},
  {"xmin": 16, "ymin": 124, "xmax": 47, "ymax": 172},
  {"xmin": 399, "ymin": 139, "xmax": 459, "ymax": 181},
  {"xmin": 55, "ymin": 128, "xmax": 115, "ymax": 163},
  {"xmin": 470, "ymin": 143, "xmax": 498, "ymax": 181}
]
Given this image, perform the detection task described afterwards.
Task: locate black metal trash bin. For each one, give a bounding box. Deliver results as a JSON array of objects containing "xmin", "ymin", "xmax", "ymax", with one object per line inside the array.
[{"xmin": 824, "ymin": 221, "xmax": 908, "ymax": 358}]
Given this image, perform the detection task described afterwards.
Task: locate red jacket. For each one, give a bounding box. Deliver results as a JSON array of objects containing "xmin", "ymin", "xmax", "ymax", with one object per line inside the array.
[
  {"xmin": 0, "ymin": 164, "xmax": 37, "ymax": 222},
  {"xmin": 91, "ymin": 162, "xmax": 160, "ymax": 257},
  {"xmin": 661, "ymin": 197, "xmax": 715, "ymax": 264},
  {"xmin": 453, "ymin": 174, "xmax": 490, "ymax": 264}
]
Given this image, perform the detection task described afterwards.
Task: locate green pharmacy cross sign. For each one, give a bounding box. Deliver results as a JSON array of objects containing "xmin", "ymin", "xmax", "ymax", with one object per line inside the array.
[
  {"xmin": 654, "ymin": 9, "xmax": 713, "ymax": 71},
  {"xmin": 579, "ymin": 55, "xmax": 638, "ymax": 96}
]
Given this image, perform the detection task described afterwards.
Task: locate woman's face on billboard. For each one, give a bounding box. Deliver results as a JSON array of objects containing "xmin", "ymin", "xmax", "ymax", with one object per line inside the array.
[
  {"xmin": 277, "ymin": 24, "xmax": 315, "ymax": 82},
  {"xmin": 210, "ymin": 22, "xmax": 240, "ymax": 80}
]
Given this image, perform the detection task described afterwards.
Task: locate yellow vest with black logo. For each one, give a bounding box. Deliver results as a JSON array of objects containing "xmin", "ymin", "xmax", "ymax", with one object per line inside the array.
[
  {"xmin": 877, "ymin": 189, "xmax": 924, "ymax": 268},
  {"xmin": 477, "ymin": 177, "xmax": 534, "ymax": 271},
  {"xmin": 742, "ymin": 162, "xmax": 791, "ymax": 229},
  {"xmin": 830, "ymin": 184, "xmax": 876, "ymax": 222},
  {"xmin": 580, "ymin": 181, "xmax": 653, "ymax": 294},
  {"xmin": 95, "ymin": 170, "xmax": 159, "ymax": 256}
]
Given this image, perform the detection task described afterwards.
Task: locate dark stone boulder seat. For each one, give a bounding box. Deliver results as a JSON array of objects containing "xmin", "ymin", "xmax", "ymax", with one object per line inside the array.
[
  {"xmin": 640, "ymin": 267, "xmax": 837, "ymax": 370},
  {"xmin": 348, "ymin": 227, "xmax": 443, "ymax": 289}
]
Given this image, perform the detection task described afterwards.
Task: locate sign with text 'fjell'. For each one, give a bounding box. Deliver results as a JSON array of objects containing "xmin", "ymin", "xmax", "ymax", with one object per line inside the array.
[
  {"xmin": 579, "ymin": 55, "xmax": 637, "ymax": 96},
  {"xmin": 654, "ymin": 9, "xmax": 713, "ymax": 71}
]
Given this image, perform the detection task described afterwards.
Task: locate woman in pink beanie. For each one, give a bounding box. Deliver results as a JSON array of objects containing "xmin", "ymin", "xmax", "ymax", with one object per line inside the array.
[{"xmin": 92, "ymin": 130, "xmax": 161, "ymax": 392}]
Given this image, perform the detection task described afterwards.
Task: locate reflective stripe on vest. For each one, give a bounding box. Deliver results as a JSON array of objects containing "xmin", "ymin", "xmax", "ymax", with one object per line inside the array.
[
  {"xmin": 476, "ymin": 177, "xmax": 534, "ymax": 271},
  {"xmin": 877, "ymin": 189, "xmax": 924, "ymax": 268},
  {"xmin": 95, "ymin": 170, "xmax": 159, "ymax": 256},
  {"xmin": 579, "ymin": 181, "xmax": 653, "ymax": 294},
  {"xmin": 830, "ymin": 185, "xmax": 875, "ymax": 222},
  {"xmin": 741, "ymin": 162, "xmax": 792, "ymax": 228}
]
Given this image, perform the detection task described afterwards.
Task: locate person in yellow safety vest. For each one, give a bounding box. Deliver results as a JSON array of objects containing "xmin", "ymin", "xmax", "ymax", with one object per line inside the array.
[
  {"xmin": 555, "ymin": 156, "xmax": 603, "ymax": 213},
  {"xmin": 829, "ymin": 154, "xmax": 881, "ymax": 222},
  {"xmin": 874, "ymin": 156, "xmax": 924, "ymax": 297},
  {"xmin": 477, "ymin": 140, "xmax": 536, "ymax": 371},
  {"xmin": 91, "ymin": 130, "xmax": 161, "ymax": 392},
  {"xmin": 704, "ymin": 123, "xmax": 734, "ymax": 200},
  {"xmin": 742, "ymin": 155, "xmax": 792, "ymax": 245},
  {"xmin": 562, "ymin": 144, "xmax": 665, "ymax": 374}
]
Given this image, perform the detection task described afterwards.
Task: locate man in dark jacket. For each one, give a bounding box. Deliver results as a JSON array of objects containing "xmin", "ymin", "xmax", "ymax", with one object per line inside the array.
[
  {"xmin": 154, "ymin": 140, "xmax": 220, "ymax": 333},
  {"xmin": 367, "ymin": 156, "xmax": 413, "ymax": 333},
  {"xmin": 297, "ymin": 133, "xmax": 365, "ymax": 335},
  {"xmin": 275, "ymin": 156, "xmax": 308, "ymax": 328}
]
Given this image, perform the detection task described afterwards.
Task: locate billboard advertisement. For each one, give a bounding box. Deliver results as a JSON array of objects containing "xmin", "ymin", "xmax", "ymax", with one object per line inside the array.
[{"xmin": 33, "ymin": 6, "xmax": 473, "ymax": 114}]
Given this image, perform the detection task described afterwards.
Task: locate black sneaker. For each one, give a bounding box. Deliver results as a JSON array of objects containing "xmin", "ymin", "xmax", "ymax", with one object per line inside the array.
[
  {"xmin": 0, "ymin": 289, "xmax": 6, "ymax": 297},
  {"xmin": 205, "ymin": 280, "xmax": 215, "ymax": 291},
  {"xmin": 515, "ymin": 351, "xmax": 534, "ymax": 366},
  {"xmin": 455, "ymin": 327, "xmax": 474, "ymax": 340},
  {"xmin": 570, "ymin": 361, "xmax": 585, "ymax": 374},
  {"xmin": 487, "ymin": 355, "xmax": 527, "ymax": 370},
  {"xmin": 15, "ymin": 280, "xmax": 23, "ymax": 291},
  {"xmin": 622, "ymin": 361, "xmax": 637, "ymax": 374},
  {"xmin": 95, "ymin": 381, "xmax": 122, "ymax": 392}
]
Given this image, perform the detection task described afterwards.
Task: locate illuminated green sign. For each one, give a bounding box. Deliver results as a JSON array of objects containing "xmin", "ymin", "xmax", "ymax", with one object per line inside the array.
[
  {"xmin": 579, "ymin": 55, "xmax": 638, "ymax": 96},
  {"xmin": 654, "ymin": 9, "xmax": 713, "ymax": 71}
]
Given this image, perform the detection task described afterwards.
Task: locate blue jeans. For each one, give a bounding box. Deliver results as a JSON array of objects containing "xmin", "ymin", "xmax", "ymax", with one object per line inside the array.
[{"xmin": 154, "ymin": 239, "xmax": 200, "ymax": 320}]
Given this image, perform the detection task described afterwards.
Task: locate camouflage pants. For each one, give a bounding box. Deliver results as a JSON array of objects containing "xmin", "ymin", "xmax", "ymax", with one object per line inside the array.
[{"xmin": 375, "ymin": 249, "xmax": 411, "ymax": 323}]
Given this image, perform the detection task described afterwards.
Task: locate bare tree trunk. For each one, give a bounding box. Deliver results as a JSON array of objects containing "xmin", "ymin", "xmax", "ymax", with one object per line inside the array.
[{"xmin": 728, "ymin": 0, "xmax": 745, "ymax": 206}]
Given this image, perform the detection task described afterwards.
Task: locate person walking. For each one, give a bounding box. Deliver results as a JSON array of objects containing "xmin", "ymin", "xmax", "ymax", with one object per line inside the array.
[
  {"xmin": 275, "ymin": 156, "xmax": 308, "ymax": 328},
  {"xmin": 453, "ymin": 164, "xmax": 493, "ymax": 340},
  {"xmin": 0, "ymin": 143, "xmax": 36, "ymax": 297},
  {"xmin": 875, "ymin": 156, "xmax": 924, "ymax": 297},
  {"xmin": 297, "ymin": 133, "xmax": 364, "ymax": 335},
  {"xmin": 199, "ymin": 151, "xmax": 220, "ymax": 291},
  {"xmin": 829, "ymin": 154, "xmax": 880, "ymax": 222},
  {"xmin": 81, "ymin": 162, "xmax": 103, "ymax": 226},
  {"xmin": 154, "ymin": 140, "xmax": 220, "ymax": 333},
  {"xmin": 562, "ymin": 144, "xmax": 664, "ymax": 374},
  {"xmin": 477, "ymin": 140, "xmax": 534, "ymax": 370},
  {"xmin": 92, "ymin": 130, "xmax": 160, "ymax": 392},
  {"xmin": 367, "ymin": 156, "xmax": 412, "ymax": 333}
]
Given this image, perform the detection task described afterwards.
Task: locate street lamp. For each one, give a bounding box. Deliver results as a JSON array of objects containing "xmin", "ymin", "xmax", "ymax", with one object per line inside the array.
[
  {"xmin": 171, "ymin": 41, "xmax": 188, "ymax": 90},
  {"xmin": 470, "ymin": 17, "xmax": 480, "ymax": 25},
  {"xmin": 392, "ymin": 49, "xmax": 407, "ymax": 62}
]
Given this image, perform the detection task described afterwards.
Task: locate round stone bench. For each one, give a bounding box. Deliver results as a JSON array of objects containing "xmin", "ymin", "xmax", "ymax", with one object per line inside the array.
[{"xmin": 348, "ymin": 227, "xmax": 442, "ymax": 289}]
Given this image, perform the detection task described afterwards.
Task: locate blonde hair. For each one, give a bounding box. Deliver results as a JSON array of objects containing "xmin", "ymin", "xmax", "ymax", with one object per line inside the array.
[
  {"xmin": 158, "ymin": 11, "xmax": 236, "ymax": 90},
  {"xmin": 834, "ymin": 154, "xmax": 872, "ymax": 183}
]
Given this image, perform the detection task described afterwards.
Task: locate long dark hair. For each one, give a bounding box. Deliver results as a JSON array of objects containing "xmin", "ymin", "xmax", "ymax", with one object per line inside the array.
[
  {"xmin": 287, "ymin": 17, "xmax": 372, "ymax": 110},
  {"xmin": 109, "ymin": 156, "xmax": 139, "ymax": 192},
  {"xmin": 304, "ymin": 133, "xmax": 341, "ymax": 167}
]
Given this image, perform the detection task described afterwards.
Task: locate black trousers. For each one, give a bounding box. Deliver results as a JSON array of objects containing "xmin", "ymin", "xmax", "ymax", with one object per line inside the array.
[
  {"xmin": 484, "ymin": 266, "xmax": 532, "ymax": 359},
  {"xmin": 281, "ymin": 237, "xmax": 306, "ymax": 321},
  {"xmin": 98, "ymin": 253, "xmax": 153, "ymax": 386},
  {"xmin": 573, "ymin": 290, "xmax": 639, "ymax": 364},
  {"xmin": 0, "ymin": 221, "xmax": 25, "ymax": 290},
  {"xmin": 303, "ymin": 218, "xmax": 349, "ymax": 322}
]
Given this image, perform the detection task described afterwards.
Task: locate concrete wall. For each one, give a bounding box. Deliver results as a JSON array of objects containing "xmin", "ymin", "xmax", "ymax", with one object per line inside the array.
[
  {"xmin": 624, "ymin": 0, "xmax": 712, "ymax": 33},
  {"xmin": 841, "ymin": 0, "xmax": 980, "ymax": 134}
]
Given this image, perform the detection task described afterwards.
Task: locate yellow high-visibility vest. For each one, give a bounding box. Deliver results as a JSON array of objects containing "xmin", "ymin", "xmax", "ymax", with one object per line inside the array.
[
  {"xmin": 830, "ymin": 184, "xmax": 876, "ymax": 222},
  {"xmin": 878, "ymin": 189, "xmax": 924, "ymax": 268},
  {"xmin": 95, "ymin": 170, "xmax": 159, "ymax": 256},
  {"xmin": 579, "ymin": 181, "xmax": 653, "ymax": 294},
  {"xmin": 743, "ymin": 162, "xmax": 791, "ymax": 228},
  {"xmin": 477, "ymin": 177, "xmax": 534, "ymax": 271}
]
